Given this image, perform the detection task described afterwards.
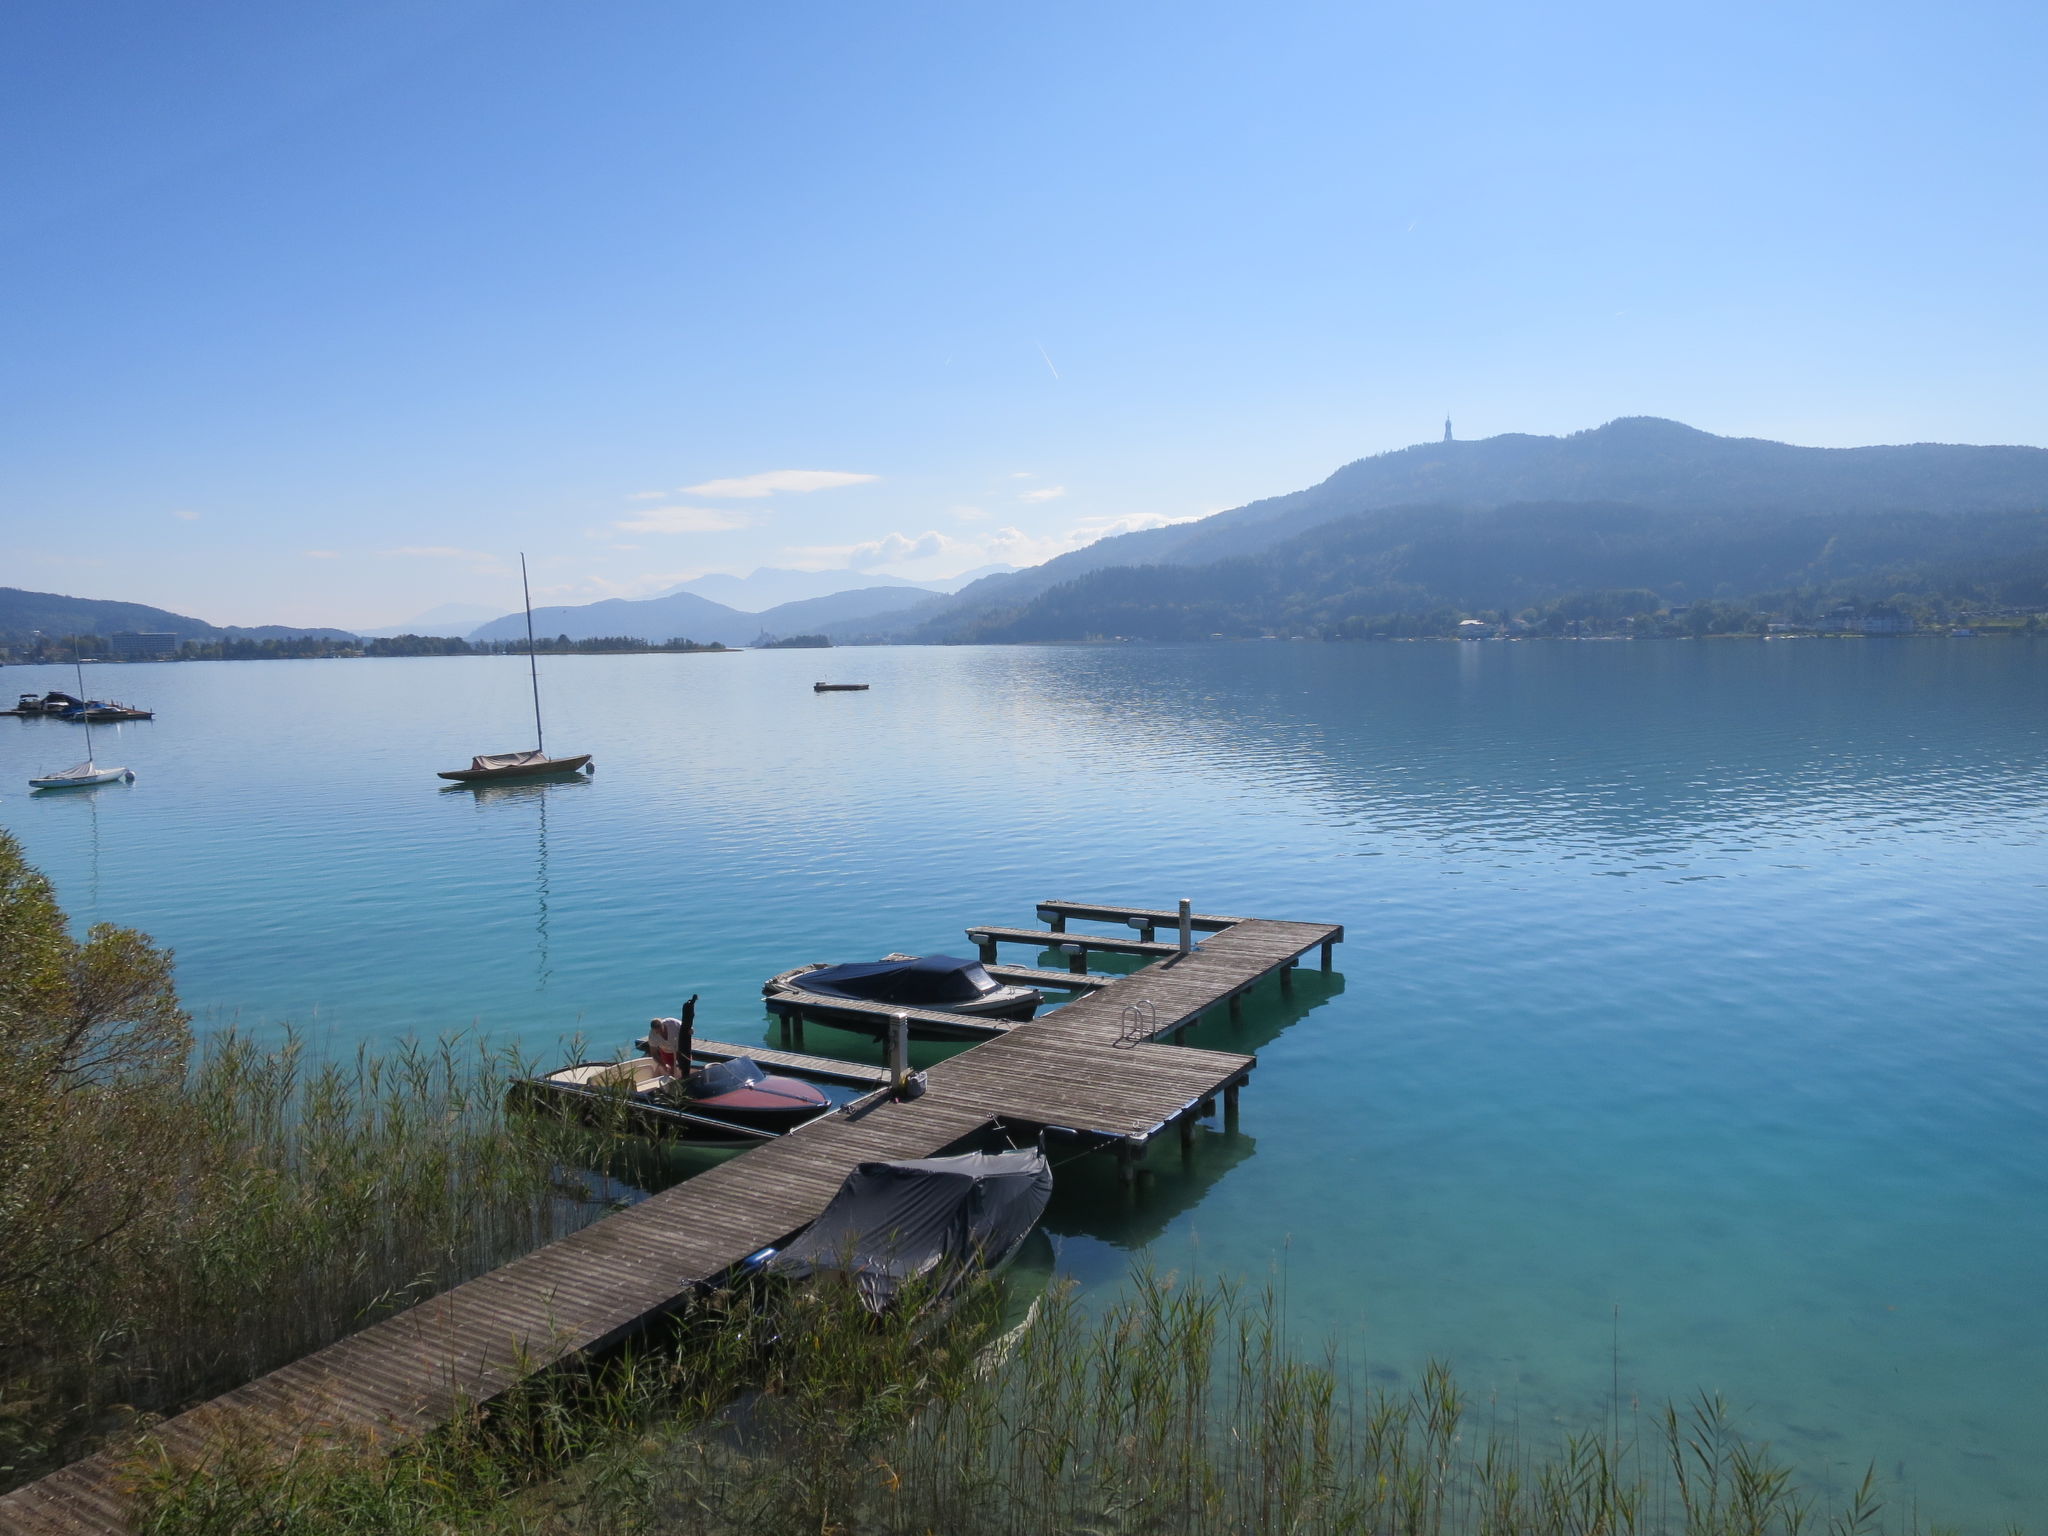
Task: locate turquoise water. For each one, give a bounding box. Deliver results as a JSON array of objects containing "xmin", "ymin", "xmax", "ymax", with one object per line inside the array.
[{"xmin": 4, "ymin": 640, "xmax": 2044, "ymax": 1526}]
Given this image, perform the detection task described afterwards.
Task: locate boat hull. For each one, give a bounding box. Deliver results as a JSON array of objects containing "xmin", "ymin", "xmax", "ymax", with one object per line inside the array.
[
  {"xmin": 438, "ymin": 753, "xmax": 592, "ymax": 782},
  {"xmin": 765, "ymin": 962, "xmax": 1041, "ymax": 1039},
  {"xmin": 510, "ymin": 1059, "xmax": 832, "ymax": 1145},
  {"xmin": 30, "ymin": 769, "xmax": 132, "ymax": 789}
]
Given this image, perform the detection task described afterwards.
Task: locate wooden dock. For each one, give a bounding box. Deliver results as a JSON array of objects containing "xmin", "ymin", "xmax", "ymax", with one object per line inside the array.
[{"xmin": 0, "ymin": 901, "xmax": 1340, "ymax": 1535}]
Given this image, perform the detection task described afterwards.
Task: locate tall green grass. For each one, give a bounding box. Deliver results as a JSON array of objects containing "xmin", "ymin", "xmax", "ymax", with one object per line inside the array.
[
  {"xmin": 131, "ymin": 1269, "xmax": 1980, "ymax": 1536},
  {"xmin": 0, "ymin": 1028, "xmax": 628, "ymax": 1491}
]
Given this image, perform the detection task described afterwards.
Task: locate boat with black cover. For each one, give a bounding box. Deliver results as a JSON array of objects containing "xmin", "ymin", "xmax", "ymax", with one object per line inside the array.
[
  {"xmin": 753, "ymin": 1146, "xmax": 1053, "ymax": 1312},
  {"xmin": 511, "ymin": 995, "xmax": 832, "ymax": 1143},
  {"xmin": 765, "ymin": 952, "xmax": 1043, "ymax": 1036}
]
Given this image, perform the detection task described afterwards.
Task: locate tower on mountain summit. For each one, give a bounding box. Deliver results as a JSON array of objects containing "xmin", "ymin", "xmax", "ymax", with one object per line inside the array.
[{"xmin": 1444, "ymin": 417, "xmax": 1453, "ymax": 443}]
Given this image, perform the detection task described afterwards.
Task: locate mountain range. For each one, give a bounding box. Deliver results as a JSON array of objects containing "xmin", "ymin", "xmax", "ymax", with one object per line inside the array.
[
  {"xmin": 872, "ymin": 418, "xmax": 2048, "ymax": 642},
  {"xmin": 0, "ymin": 588, "xmax": 357, "ymax": 645}
]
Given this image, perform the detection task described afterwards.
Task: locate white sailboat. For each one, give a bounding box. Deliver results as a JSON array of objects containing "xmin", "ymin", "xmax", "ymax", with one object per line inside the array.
[
  {"xmin": 29, "ymin": 657, "xmax": 135, "ymax": 790},
  {"xmin": 438, "ymin": 554, "xmax": 594, "ymax": 783}
]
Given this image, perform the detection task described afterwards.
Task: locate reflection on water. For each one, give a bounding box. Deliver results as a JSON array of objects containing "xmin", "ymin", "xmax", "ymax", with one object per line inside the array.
[
  {"xmin": 2, "ymin": 642, "xmax": 2044, "ymax": 1528},
  {"xmin": 446, "ymin": 776, "xmax": 591, "ymax": 991}
]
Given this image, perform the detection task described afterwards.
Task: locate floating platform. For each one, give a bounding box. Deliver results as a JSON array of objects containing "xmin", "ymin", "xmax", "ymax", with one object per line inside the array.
[{"xmin": 0, "ymin": 900, "xmax": 1341, "ymax": 1535}]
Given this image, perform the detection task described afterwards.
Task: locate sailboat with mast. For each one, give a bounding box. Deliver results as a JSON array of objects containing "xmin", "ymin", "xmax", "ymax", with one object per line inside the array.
[
  {"xmin": 438, "ymin": 554, "xmax": 594, "ymax": 783},
  {"xmin": 29, "ymin": 654, "xmax": 136, "ymax": 790}
]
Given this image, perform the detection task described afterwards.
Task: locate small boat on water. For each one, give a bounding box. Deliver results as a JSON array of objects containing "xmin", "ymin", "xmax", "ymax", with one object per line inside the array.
[
  {"xmin": 511, "ymin": 996, "xmax": 832, "ymax": 1143},
  {"xmin": 28, "ymin": 663, "xmax": 133, "ymax": 790},
  {"xmin": 813, "ymin": 682, "xmax": 869, "ymax": 692},
  {"xmin": 438, "ymin": 553, "xmax": 594, "ymax": 783},
  {"xmin": 7, "ymin": 691, "xmax": 85, "ymax": 716},
  {"xmin": 59, "ymin": 700, "xmax": 154, "ymax": 722},
  {"xmin": 754, "ymin": 1147, "xmax": 1053, "ymax": 1312},
  {"xmin": 765, "ymin": 953, "xmax": 1043, "ymax": 1036}
]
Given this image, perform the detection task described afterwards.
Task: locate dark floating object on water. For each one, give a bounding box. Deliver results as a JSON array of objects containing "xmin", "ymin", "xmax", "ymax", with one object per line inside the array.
[
  {"xmin": 765, "ymin": 953, "xmax": 1043, "ymax": 1036},
  {"xmin": 511, "ymin": 994, "xmax": 831, "ymax": 1144},
  {"xmin": 61, "ymin": 700, "xmax": 154, "ymax": 721},
  {"xmin": 7, "ymin": 691, "xmax": 86, "ymax": 716},
  {"xmin": 757, "ymin": 1147, "xmax": 1053, "ymax": 1311},
  {"xmin": 813, "ymin": 682, "xmax": 869, "ymax": 691},
  {"xmin": 440, "ymin": 552, "xmax": 593, "ymax": 783}
]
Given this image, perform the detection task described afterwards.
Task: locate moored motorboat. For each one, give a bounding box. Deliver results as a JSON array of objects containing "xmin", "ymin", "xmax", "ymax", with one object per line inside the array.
[
  {"xmin": 754, "ymin": 1147, "xmax": 1053, "ymax": 1312},
  {"xmin": 59, "ymin": 700, "xmax": 154, "ymax": 722},
  {"xmin": 813, "ymin": 682, "xmax": 869, "ymax": 691},
  {"xmin": 511, "ymin": 996, "xmax": 832, "ymax": 1143},
  {"xmin": 764, "ymin": 953, "xmax": 1042, "ymax": 1038},
  {"xmin": 7, "ymin": 691, "xmax": 85, "ymax": 717}
]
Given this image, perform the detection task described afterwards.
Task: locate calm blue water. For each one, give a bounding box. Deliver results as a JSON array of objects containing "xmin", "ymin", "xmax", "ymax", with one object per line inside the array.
[{"xmin": 5, "ymin": 641, "xmax": 2044, "ymax": 1526}]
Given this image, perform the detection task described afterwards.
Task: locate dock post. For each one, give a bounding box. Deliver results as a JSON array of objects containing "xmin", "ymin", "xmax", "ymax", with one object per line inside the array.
[
  {"xmin": 1223, "ymin": 1079, "xmax": 1241, "ymax": 1128},
  {"xmin": 1117, "ymin": 1140, "xmax": 1144, "ymax": 1185},
  {"xmin": 888, "ymin": 1011, "xmax": 910, "ymax": 1097},
  {"xmin": 971, "ymin": 932, "xmax": 995, "ymax": 965},
  {"xmin": 1046, "ymin": 911, "xmax": 1066, "ymax": 933},
  {"xmin": 1320, "ymin": 939, "xmax": 1334, "ymax": 971},
  {"xmin": 1199, "ymin": 1096, "xmax": 1216, "ymax": 1118},
  {"xmin": 1129, "ymin": 916, "xmax": 1155, "ymax": 942},
  {"xmin": 1280, "ymin": 958, "xmax": 1295, "ymax": 994},
  {"xmin": 792, "ymin": 1013, "xmax": 805, "ymax": 1050},
  {"xmin": 1228, "ymin": 992, "xmax": 1243, "ymax": 1023},
  {"xmin": 1063, "ymin": 942, "xmax": 1087, "ymax": 975},
  {"xmin": 1178, "ymin": 898, "xmax": 1193, "ymax": 955},
  {"xmin": 1178, "ymin": 1114, "xmax": 1195, "ymax": 1154}
]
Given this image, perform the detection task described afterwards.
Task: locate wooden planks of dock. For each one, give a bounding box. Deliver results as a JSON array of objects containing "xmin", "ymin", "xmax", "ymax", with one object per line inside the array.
[{"xmin": 0, "ymin": 899, "xmax": 1341, "ymax": 1536}]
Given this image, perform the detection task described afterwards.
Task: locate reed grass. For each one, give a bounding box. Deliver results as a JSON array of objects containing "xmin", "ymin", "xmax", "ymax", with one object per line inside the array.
[
  {"xmin": 129, "ymin": 1268, "xmax": 1988, "ymax": 1536},
  {"xmin": 0, "ymin": 1027, "xmax": 630, "ymax": 1491}
]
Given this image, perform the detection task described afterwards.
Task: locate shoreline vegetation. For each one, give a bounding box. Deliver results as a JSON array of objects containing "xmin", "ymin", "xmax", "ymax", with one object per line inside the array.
[
  {"xmin": 2, "ymin": 620, "xmax": 2043, "ymax": 666},
  {"xmin": 0, "ymin": 832, "xmax": 1982, "ymax": 1531}
]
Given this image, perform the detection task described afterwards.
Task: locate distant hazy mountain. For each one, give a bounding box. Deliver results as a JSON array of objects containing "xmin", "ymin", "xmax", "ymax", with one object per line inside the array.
[
  {"xmin": 743, "ymin": 585, "xmax": 944, "ymax": 635},
  {"xmin": 463, "ymin": 582, "xmax": 947, "ymax": 645},
  {"xmin": 669, "ymin": 568, "xmax": 935, "ymax": 611},
  {"xmin": 668, "ymin": 563, "xmax": 1018, "ymax": 611},
  {"xmin": 353, "ymin": 602, "xmax": 504, "ymax": 638},
  {"xmin": 0, "ymin": 586, "xmax": 357, "ymax": 644},
  {"xmin": 468, "ymin": 589, "xmax": 753, "ymax": 646},
  {"xmin": 912, "ymin": 417, "xmax": 2048, "ymax": 637}
]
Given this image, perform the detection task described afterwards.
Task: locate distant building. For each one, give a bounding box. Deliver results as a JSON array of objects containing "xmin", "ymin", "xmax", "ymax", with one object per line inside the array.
[
  {"xmin": 1853, "ymin": 614, "xmax": 1914, "ymax": 635},
  {"xmin": 110, "ymin": 631, "xmax": 178, "ymax": 660}
]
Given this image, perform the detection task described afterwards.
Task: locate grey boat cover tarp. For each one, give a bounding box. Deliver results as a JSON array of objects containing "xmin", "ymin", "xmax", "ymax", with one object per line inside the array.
[
  {"xmin": 765, "ymin": 1148, "xmax": 1052, "ymax": 1309},
  {"xmin": 800, "ymin": 954, "xmax": 999, "ymax": 1007}
]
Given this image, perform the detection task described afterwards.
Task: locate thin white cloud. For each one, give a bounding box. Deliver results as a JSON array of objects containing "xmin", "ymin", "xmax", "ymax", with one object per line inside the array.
[
  {"xmin": 1009, "ymin": 471, "xmax": 1034, "ymax": 479},
  {"xmin": 1018, "ymin": 485, "xmax": 1068, "ymax": 504},
  {"xmin": 172, "ymin": 509, "xmax": 201, "ymax": 521},
  {"xmin": 614, "ymin": 505, "xmax": 754, "ymax": 535},
  {"xmin": 379, "ymin": 546, "xmax": 509, "ymax": 576},
  {"xmin": 951, "ymin": 505, "xmax": 991, "ymax": 523},
  {"xmin": 781, "ymin": 510, "xmax": 1201, "ymax": 576},
  {"xmin": 304, "ymin": 550, "xmax": 339, "ymax": 559},
  {"xmin": 626, "ymin": 490, "xmax": 669, "ymax": 501},
  {"xmin": 679, "ymin": 469, "xmax": 878, "ymax": 500}
]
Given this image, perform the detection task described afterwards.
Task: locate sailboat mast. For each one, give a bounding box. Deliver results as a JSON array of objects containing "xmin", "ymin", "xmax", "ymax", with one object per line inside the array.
[
  {"xmin": 73, "ymin": 643, "xmax": 95, "ymax": 766},
  {"xmin": 520, "ymin": 553, "xmax": 545, "ymax": 755}
]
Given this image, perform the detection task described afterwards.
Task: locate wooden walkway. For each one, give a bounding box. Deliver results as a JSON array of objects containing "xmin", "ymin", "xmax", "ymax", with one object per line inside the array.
[{"xmin": 0, "ymin": 903, "xmax": 1340, "ymax": 1535}]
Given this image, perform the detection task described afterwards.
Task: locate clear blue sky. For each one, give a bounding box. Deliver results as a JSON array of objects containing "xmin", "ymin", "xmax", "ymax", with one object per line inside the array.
[{"xmin": 5, "ymin": 0, "xmax": 2044, "ymax": 626}]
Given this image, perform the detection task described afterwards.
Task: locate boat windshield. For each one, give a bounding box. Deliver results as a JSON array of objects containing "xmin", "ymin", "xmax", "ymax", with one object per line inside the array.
[{"xmin": 802, "ymin": 955, "xmax": 1000, "ymax": 1006}]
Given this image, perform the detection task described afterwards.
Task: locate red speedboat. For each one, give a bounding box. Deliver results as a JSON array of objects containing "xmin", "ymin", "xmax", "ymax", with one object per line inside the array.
[{"xmin": 513, "ymin": 996, "xmax": 831, "ymax": 1143}]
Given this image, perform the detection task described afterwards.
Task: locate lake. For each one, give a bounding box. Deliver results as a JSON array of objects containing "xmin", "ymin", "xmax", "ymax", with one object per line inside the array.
[{"xmin": 5, "ymin": 638, "xmax": 2044, "ymax": 1526}]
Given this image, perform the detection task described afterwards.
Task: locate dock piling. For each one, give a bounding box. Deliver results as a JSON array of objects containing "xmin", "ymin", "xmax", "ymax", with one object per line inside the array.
[
  {"xmin": 972, "ymin": 931, "xmax": 995, "ymax": 964},
  {"xmin": 1062, "ymin": 942, "xmax": 1087, "ymax": 975},
  {"xmin": 887, "ymin": 1011, "xmax": 910, "ymax": 1095},
  {"xmin": 1320, "ymin": 939, "xmax": 1334, "ymax": 971}
]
